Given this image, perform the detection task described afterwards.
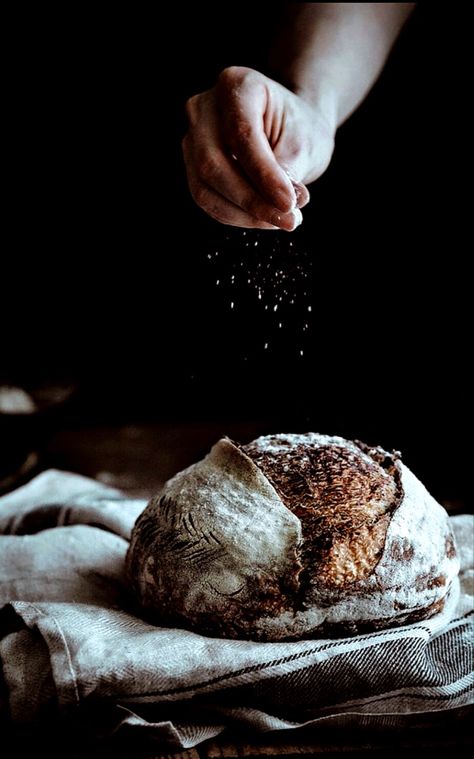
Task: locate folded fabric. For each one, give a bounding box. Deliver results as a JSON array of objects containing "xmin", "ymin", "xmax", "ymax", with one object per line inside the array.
[{"xmin": 1, "ymin": 470, "xmax": 473, "ymax": 752}]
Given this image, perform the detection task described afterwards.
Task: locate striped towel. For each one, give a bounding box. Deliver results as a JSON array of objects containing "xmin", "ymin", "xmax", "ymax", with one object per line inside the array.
[{"xmin": 0, "ymin": 470, "xmax": 472, "ymax": 752}]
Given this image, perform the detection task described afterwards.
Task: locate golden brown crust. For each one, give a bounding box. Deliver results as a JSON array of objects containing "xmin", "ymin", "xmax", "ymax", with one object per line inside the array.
[
  {"xmin": 127, "ymin": 433, "xmax": 459, "ymax": 642},
  {"xmin": 243, "ymin": 438, "xmax": 402, "ymax": 591}
]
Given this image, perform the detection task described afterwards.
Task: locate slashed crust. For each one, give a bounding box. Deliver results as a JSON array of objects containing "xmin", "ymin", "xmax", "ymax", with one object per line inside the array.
[{"xmin": 127, "ymin": 433, "xmax": 460, "ymax": 641}]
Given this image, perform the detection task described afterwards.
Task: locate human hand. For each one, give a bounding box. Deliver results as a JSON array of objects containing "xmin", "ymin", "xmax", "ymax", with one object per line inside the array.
[{"xmin": 182, "ymin": 66, "xmax": 336, "ymax": 231}]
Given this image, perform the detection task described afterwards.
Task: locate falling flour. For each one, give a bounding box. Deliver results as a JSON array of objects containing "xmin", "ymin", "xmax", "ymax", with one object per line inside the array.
[{"xmin": 206, "ymin": 229, "xmax": 312, "ymax": 360}]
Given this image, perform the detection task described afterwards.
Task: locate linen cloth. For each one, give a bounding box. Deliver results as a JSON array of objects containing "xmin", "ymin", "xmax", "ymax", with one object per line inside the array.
[{"xmin": 0, "ymin": 470, "xmax": 472, "ymax": 751}]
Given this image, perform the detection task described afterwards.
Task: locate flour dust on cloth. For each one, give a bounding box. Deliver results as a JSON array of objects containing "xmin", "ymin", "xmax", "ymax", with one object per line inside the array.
[{"xmin": 0, "ymin": 470, "xmax": 473, "ymax": 752}]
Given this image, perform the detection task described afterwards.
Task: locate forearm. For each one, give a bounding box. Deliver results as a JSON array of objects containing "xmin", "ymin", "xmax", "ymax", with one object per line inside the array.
[
  {"xmin": 270, "ymin": 2, "xmax": 415, "ymax": 128},
  {"xmin": 183, "ymin": 3, "xmax": 415, "ymax": 229}
]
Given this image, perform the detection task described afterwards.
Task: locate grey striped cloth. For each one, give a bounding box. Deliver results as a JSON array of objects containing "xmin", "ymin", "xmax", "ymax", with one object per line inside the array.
[{"xmin": 0, "ymin": 470, "xmax": 473, "ymax": 752}]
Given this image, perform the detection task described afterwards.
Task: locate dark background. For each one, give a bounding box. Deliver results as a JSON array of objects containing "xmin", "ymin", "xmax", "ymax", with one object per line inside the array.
[{"xmin": 2, "ymin": 4, "xmax": 470, "ymax": 502}]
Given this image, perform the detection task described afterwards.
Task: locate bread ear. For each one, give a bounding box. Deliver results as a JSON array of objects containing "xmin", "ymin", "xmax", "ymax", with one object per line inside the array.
[{"xmin": 126, "ymin": 437, "xmax": 302, "ymax": 634}]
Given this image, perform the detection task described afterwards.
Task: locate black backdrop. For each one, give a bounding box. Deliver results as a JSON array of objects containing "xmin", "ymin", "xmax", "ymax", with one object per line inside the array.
[{"xmin": 2, "ymin": 4, "xmax": 470, "ymax": 501}]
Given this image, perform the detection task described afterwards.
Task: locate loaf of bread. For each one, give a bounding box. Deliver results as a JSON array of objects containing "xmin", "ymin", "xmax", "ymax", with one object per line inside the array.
[{"xmin": 126, "ymin": 433, "xmax": 459, "ymax": 641}]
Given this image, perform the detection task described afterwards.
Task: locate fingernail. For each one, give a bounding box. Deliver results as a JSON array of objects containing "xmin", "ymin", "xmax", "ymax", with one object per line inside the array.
[
  {"xmin": 282, "ymin": 207, "xmax": 302, "ymax": 232},
  {"xmin": 267, "ymin": 206, "xmax": 302, "ymax": 231}
]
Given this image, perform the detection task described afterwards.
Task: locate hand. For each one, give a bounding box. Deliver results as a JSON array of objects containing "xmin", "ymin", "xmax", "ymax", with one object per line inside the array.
[{"xmin": 182, "ymin": 66, "xmax": 336, "ymax": 231}]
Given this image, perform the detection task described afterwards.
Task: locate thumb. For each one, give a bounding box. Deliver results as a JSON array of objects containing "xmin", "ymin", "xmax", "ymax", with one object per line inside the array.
[
  {"xmin": 272, "ymin": 151, "xmax": 311, "ymax": 210},
  {"xmin": 285, "ymin": 171, "xmax": 311, "ymax": 210}
]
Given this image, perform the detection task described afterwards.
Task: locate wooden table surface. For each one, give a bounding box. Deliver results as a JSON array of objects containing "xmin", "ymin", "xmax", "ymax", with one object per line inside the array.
[{"xmin": 2, "ymin": 418, "xmax": 473, "ymax": 758}]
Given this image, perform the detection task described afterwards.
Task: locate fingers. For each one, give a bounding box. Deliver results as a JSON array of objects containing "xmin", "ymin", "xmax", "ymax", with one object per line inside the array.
[
  {"xmin": 217, "ymin": 67, "xmax": 298, "ymax": 213},
  {"xmin": 183, "ymin": 67, "xmax": 325, "ymax": 230},
  {"xmin": 291, "ymin": 179, "xmax": 310, "ymax": 209},
  {"xmin": 183, "ymin": 148, "xmax": 281, "ymax": 229},
  {"xmin": 183, "ymin": 138, "xmax": 302, "ymax": 231},
  {"xmin": 183, "ymin": 87, "xmax": 303, "ymax": 230}
]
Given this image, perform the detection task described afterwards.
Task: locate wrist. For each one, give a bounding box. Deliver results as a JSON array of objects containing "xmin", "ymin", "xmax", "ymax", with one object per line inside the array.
[
  {"xmin": 291, "ymin": 71, "xmax": 340, "ymax": 134},
  {"xmin": 271, "ymin": 60, "xmax": 340, "ymax": 133}
]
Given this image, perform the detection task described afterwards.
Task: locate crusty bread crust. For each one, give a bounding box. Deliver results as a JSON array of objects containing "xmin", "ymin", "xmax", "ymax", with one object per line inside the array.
[
  {"xmin": 243, "ymin": 434, "xmax": 402, "ymax": 591},
  {"xmin": 126, "ymin": 433, "xmax": 459, "ymax": 641}
]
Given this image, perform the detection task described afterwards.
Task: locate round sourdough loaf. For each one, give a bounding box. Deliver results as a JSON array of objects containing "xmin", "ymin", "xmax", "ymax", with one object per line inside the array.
[{"xmin": 126, "ymin": 433, "xmax": 459, "ymax": 641}]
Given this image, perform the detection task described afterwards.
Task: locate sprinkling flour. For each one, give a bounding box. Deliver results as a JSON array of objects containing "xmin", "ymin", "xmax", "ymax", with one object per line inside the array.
[{"xmin": 206, "ymin": 229, "xmax": 312, "ymax": 360}]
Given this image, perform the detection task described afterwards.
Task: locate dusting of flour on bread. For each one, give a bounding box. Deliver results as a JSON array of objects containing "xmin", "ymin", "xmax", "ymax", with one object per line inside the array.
[{"xmin": 127, "ymin": 433, "xmax": 459, "ymax": 641}]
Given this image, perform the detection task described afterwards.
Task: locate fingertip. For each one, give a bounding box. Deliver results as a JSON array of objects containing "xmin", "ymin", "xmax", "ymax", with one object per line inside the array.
[
  {"xmin": 261, "ymin": 223, "xmax": 281, "ymax": 231},
  {"xmin": 289, "ymin": 207, "xmax": 303, "ymax": 231},
  {"xmin": 232, "ymin": 221, "xmax": 281, "ymax": 230},
  {"xmin": 265, "ymin": 206, "xmax": 303, "ymax": 232},
  {"xmin": 268, "ymin": 167, "xmax": 298, "ymax": 212},
  {"xmin": 293, "ymin": 182, "xmax": 310, "ymax": 209},
  {"xmin": 274, "ymin": 177, "xmax": 310, "ymax": 213}
]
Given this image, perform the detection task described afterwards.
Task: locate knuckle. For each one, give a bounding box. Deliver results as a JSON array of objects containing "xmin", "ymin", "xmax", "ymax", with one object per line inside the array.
[
  {"xmin": 218, "ymin": 66, "xmax": 244, "ymax": 88},
  {"xmin": 192, "ymin": 183, "xmax": 209, "ymax": 210},
  {"xmin": 198, "ymin": 154, "xmax": 219, "ymax": 183},
  {"xmin": 185, "ymin": 94, "xmax": 201, "ymax": 123},
  {"xmin": 244, "ymin": 195, "xmax": 263, "ymax": 219},
  {"xmin": 218, "ymin": 66, "xmax": 260, "ymax": 100}
]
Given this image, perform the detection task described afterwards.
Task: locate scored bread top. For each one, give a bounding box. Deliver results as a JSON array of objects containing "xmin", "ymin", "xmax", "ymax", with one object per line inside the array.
[
  {"xmin": 127, "ymin": 433, "xmax": 459, "ymax": 641},
  {"xmin": 243, "ymin": 433, "xmax": 402, "ymax": 590}
]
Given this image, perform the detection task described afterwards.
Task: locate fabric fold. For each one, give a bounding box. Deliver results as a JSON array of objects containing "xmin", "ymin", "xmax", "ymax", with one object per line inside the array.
[{"xmin": 0, "ymin": 470, "xmax": 472, "ymax": 751}]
